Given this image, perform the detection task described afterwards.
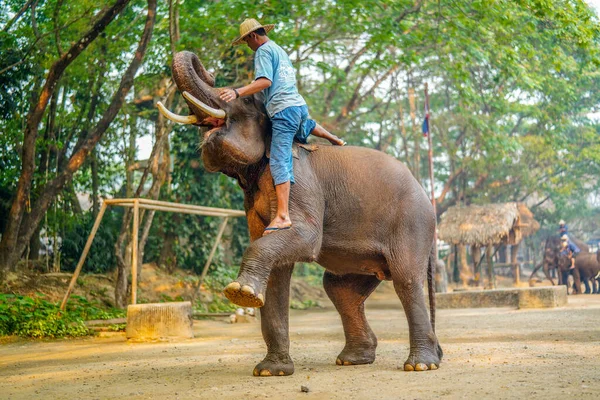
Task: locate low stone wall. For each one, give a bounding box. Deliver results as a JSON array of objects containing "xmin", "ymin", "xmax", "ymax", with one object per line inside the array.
[{"xmin": 436, "ymin": 286, "xmax": 567, "ymax": 309}]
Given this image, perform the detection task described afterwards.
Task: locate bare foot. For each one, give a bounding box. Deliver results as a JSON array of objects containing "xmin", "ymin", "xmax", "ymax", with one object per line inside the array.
[{"xmin": 263, "ymin": 216, "xmax": 292, "ymax": 236}]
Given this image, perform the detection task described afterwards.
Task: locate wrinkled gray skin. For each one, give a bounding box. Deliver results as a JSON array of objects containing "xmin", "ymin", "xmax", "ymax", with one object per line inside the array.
[{"xmin": 170, "ymin": 51, "xmax": 442, "ymax": 376}]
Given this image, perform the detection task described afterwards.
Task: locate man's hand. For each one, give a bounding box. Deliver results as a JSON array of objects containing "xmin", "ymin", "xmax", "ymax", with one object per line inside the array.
[{"xmin": 219, "ymin": 88, "xmax": 238, "ymax": 103}]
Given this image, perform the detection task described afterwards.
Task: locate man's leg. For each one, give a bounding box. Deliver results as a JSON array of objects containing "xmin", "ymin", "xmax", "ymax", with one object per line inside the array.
[
  {"xmin": 265, "ymin": 108, "xmax": 300, "ymax": 235},
  {"xmin": 311, "ymin": 123, "xmax": 346, "ymax": 146},
  {"xmin": 265, "ymin": 181, "xmax": 292, "ymax": 234}
]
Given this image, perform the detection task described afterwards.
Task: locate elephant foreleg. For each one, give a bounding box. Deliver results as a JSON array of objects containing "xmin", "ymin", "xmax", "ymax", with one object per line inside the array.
[
  {"xmin": 253, "ymin": 263, "xmax": 295, "ymax": 377},
  {"xmin": 323, "ymin": 272, "xmax": 380, "ymax": 366},
  {"xmin": 224, "ymin": 222, "xmax": 321, "ymax": 308}
]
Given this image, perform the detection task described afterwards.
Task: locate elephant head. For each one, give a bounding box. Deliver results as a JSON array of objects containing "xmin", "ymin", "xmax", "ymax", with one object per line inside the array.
[
  {"xmin": 158, "ymin": 51, "xmax": 270, "ymax": 173},
  {"xmin": 557, "ymin": 253, "xmax": 571, "ymax": 272}
]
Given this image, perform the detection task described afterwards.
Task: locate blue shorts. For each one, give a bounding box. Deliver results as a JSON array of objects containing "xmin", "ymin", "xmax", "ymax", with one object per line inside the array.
[{"xmin": 270, "ymin": 105, "xmax": 316, "ymax": 185}]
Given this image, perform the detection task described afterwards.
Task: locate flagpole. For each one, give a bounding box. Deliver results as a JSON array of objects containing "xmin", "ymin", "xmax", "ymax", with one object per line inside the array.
[{"xmin": 425, "ymin": 83, "xmax": 437, "ymax": 260}]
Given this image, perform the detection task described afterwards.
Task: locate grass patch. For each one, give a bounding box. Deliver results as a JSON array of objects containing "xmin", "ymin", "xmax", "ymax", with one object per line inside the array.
[{"xmin": 0, "ymin": 294, "xmax": 125, "ymax": 339}]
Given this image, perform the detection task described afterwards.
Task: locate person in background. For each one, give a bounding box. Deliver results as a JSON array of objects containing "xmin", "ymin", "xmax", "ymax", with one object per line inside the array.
[
  {"xmin": 558, "ymin": 220, "xmax": 568, "ymax": 236},
  {"xmin": 559, "ymin": 234, "xmax": 580, "ymax": 289}
]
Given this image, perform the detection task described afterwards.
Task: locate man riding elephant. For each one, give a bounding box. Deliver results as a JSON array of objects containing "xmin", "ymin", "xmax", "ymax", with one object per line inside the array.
[
  {"xmin": 156, "ymin": 19, "xmax": 442, "ymax": 376},
  {"xmin": 218, "ymin": 18, "xmax": 345, "ymax": 235},
  {"xmin": 558, "ymin": 235, "xmax": 580, "ymax": 292}
]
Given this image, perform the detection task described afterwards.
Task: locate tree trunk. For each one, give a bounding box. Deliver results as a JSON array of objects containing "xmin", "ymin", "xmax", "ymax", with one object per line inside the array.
[
  {"xmin": 471, "ymin": 245, "xmax": 482, "ymax": 286},
  {"xmin": 115, "ymin": 242, "xmax": 132, "ymax": 308},
  {"xmin": 0, "ymin": 0, "xmax": 132, "ymax": 276},
  {"xmin": 28, "ymin": 223, "xmax": 42, "ymax": 261},
  {"xmin": 2, "ymin": 0, "xmax": 156, "ymax": 283},
  {"xmin": 511, "ymin": 243, "xmax": 520, "ymax": 285},
  {"xmin": 486, "ymin": 245, "xmax": 495, "ymax": 289},
  {"xmin": 91, "ymin": 149, "xmax": 100, "ymax": 218},
  {"xmin": 458, "ymin": 244, "xmax": 470, "ymax": 285}
]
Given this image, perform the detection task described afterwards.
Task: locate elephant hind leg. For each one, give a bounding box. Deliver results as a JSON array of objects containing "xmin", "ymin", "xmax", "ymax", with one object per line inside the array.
[{"xmin": 323, "ymin": 271, "xmax": 380, "ymax": 366}]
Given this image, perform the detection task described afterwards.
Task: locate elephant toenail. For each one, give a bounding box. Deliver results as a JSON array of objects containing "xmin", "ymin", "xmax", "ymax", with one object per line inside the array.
[
  {"xmin": 259, "ymin": 369, "xmax": 272, "ymax": 376},
  {"xmin": 241, "ymin": 285, "xmax": 255, "ymax": 295},
  {"xmin": 429, "ymin": 364, "xmax": 438, "ymax": 370},
  {"xmin": 404, "ymin": 364, "xmax": 414, "ymax": 371},
  {"xmin": 415, "ymin": 363, "xmax": 428, "ymax": 371},
  {"xmin": 336, "ymin": 358, "xmax": 343, "ymax": 365}
]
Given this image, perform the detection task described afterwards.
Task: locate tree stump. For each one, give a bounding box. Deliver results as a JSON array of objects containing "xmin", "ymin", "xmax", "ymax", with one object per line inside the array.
[{"xmin": 126, "ymin": 301, "xmax": 193, "ymax": 340}]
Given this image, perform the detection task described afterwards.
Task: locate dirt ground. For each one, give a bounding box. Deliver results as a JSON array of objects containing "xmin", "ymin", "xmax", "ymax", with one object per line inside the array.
[{"xmin": 1, "ymin": 284, "xmax": 600, "ymax": 400}]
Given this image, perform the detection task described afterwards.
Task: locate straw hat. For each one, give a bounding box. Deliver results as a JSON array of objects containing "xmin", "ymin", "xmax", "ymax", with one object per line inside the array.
[{"xmin": 232, "ymin": 18, "xmax": 275, "ymax": 46}]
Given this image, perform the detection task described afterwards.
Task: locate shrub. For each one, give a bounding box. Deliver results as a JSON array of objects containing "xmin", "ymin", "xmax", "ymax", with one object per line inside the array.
[{"xmin": 0, "ymin": 294, "xmax": 125, "ymax": 338}]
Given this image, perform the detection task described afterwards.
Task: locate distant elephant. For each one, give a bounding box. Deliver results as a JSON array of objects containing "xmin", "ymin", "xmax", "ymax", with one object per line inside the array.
[
  {"xmin": 557, "ymin": 252, "xmax": 600, "ymax": 294},
  {"xmin": 529, "ymin": 235, "xmax": 589, "ymax": 285},
  {"xmin": 158, "ymin": 51, "xmax": 442, "ymax": 375}
]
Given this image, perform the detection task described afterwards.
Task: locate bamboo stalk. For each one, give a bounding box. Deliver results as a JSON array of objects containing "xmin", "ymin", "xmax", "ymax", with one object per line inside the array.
[
  {"xmin": 60, "ymin": 202, "xmax": 107, "ymax": 310},
  {"xmin": 60, "ymin": 198, "xmax": 245, "ymax": 309}
]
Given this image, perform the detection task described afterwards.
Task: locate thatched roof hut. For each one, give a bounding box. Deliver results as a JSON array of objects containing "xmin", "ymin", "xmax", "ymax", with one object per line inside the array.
[{"xmin": 438, "ymin": 202, "xmax": 540, "ymax": 246}]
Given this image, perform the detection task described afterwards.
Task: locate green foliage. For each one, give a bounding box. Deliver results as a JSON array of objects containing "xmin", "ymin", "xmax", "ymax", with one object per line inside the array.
[
  {"xmin": 59, "ymin": 210, "xmax": 122, "ymax": 274},
  {"xmin": 293, "ymin": 263, "xmax": 324, "ymax": 287},
  {"xmin": 0, "ymin": 294, "xmax": 124, "ymax": 338},
  {"xmin": 290, "ymin": 299, "xmax": 321, "ymax": 310},
  {"xmin": 1, "ymin": 0, "xmax": 600, "ymax": 280},
  {"xmin": 194, "ymin": 296, "xmax": 238, "ymax": 314}
]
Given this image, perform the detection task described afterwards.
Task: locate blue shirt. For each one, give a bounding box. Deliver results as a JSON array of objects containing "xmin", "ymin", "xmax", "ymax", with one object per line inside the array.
[
  {"xmin": 254, "ymin": 40, "xmax": 306, "ymax": 118},
  {"xmin": 559, "ymin": 224, "xmax": 568, "ymax": 235},
  {"xmin": 560, "ymin": 242, "xmax": 580, "ymax": 256}
]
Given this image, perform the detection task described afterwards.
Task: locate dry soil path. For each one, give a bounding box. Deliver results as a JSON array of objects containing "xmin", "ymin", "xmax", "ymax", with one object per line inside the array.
[{"xmin": 1, "ymin": 290, "xmax": 600, "ymax": 399}]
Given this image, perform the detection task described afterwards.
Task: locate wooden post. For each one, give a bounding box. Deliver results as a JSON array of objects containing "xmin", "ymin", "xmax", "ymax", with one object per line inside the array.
[
  {"xmin": 131, "ymin": 199, "xmax": 139, "ymax": 305},
  {"xmin": 472, "ymin": 245, "xmax": 482, "ymax": 286},
  {"xmin": 486, "ymin": 244, "xmax": 496, "ymax": 289},
  {"xmin": 192, "ymin": 217, "xmax": 229, "ymax": 302},
  {"xmin": 60, "ymin": 202, "xmax": 108, "ymax": 310},
  {"xmin": 511, "ymin": 243, "xmax": 520, "ymax": 285}
]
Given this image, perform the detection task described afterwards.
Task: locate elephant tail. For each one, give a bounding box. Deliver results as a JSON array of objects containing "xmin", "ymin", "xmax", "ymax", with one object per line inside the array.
[{"xmin": 427, "ymin": 243, "xmax": 436, "ymax": 333}]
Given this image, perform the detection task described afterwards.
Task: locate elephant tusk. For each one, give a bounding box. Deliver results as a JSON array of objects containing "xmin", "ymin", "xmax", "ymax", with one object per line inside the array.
[
  {"xmin": 183, "ymin": 91, "xmax": 227, "ymax": 119},
  {"xmin": 157, "ymin": 102, "xmax": 199, "ymax": 124}
]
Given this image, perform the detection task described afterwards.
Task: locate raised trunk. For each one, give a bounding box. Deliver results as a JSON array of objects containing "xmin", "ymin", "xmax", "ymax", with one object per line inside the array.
[{"xmin": 171, "ymin": 51, "xmax": 224, "ymax": 117}]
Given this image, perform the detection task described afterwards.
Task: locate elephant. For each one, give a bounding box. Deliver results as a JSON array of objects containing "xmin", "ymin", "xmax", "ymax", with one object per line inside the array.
[
  {"xmin": 157, "ymin": 51, "xmax": 442, "ymax": 375},
  {"xmin": 529, "ymin": 235, "xmax": 589, "ymax": 285},
  {"xmin": 557, "ymin": 252, "xmax": 600, "ymax": 294}
]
